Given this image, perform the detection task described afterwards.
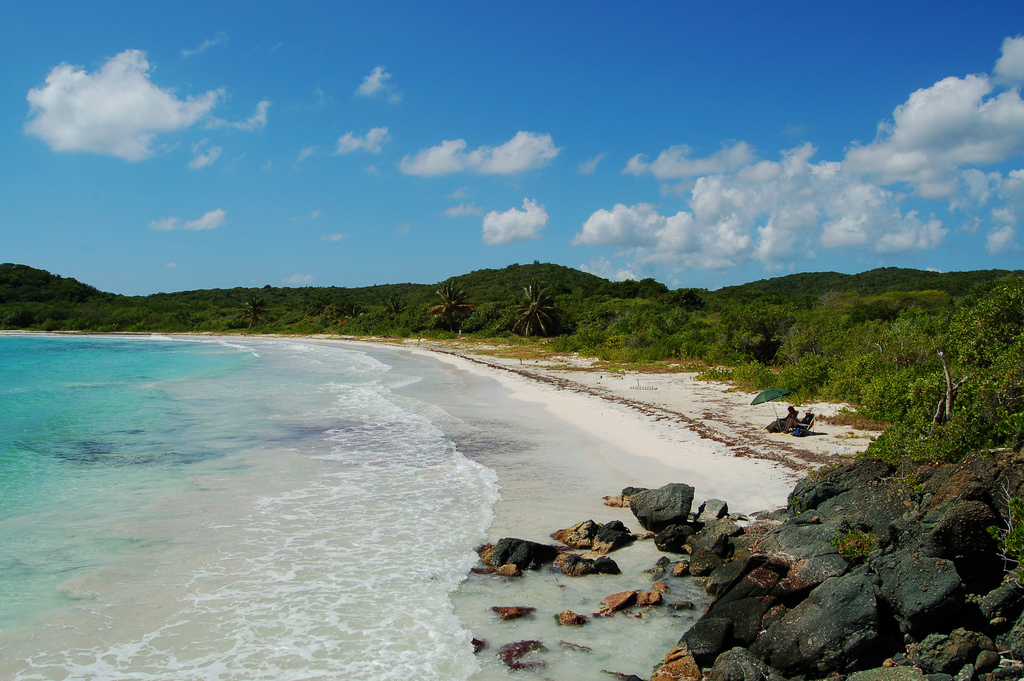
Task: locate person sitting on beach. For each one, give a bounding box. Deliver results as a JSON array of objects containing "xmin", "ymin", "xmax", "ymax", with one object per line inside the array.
[{"xmin": 783, "ymin": 406, "xmax": 800, "ymax": 432}]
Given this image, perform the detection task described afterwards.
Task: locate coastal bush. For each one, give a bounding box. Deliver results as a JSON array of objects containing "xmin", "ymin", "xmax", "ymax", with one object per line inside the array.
[
  {"xmin": 988, "ymin": 495, "xmax": 1024, "ymax": 583},
  {"xmin": 777, "ymin": 353, "xmax": 832, "ymax": 398},
  {"xmin": 728, "ymin": 362, "xmax": 777, "ymax": 392},
  {"xmin": 830, "ymin": 528, "xmax": 877, "ymax": 562}
]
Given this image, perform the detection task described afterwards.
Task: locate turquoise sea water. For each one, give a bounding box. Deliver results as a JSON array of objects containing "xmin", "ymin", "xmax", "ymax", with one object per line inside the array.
[{"xmin": 0, "ymin": 335, "xmax": 499, "ymax": 680}]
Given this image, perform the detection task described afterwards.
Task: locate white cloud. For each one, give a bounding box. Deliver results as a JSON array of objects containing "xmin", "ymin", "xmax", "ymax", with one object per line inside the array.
[
  {"xmin": 356, "ymin": 66, "xmax": 401, "ymax": 102},
  {"xmin": 579, "ymin": 257, "xmax": 636, "ymax": 281},
  {"xmin": 578, "ymin": 153, "xmax": 606, "ymax": 174},
  {"xmin": 322, "ymin": 232, "xmax": 348, "ymax": 241},
  {"xmin": 624, "ymin": 141, "xmax": 757, "ymax": 180},
  {"xmin": 150, "ymin": 208, "xmax": 226, "ymax": 231},
  {"xmin": 336, "ymin": 126, "xmax": 389, "ymax": 154},
  {"xmin": 986, "ymin": 225, "xmax": 1021, "ymax": 254},
  {"xmin": 284, "ymin": 274, "xmax": 315, "ymax": 285},
  {"xmin": 843, "ymin": 73, "xmax": 1024, "ymax": 196},
  {"xmin": 188, "ymin": 142, "xmax": 222, "ymax": 169},
  {"xmin": 297, "ymin": 146, "xmax": 317, "ymax": 162},
  {"xmin": 573, "ymin": 203, "xmax": 696, "ymax": 250},
  {"xmin": 25, "ymin": 50, "xmax": 221, "ymax": 161},
  {"xmin": 994, "ymin": 35, "xmax": 1024, "ymax": 83},
  {"xmin": 400, "ymin": 139, "xmax": 468, "ymax": 176},
  {"xmin": 400, "ymin": 131, "xmax": 561, "ymax": 176},
  {"xmin": 182, "ymin": 32, "xmax": 228, "ymax": 57},
  {"xmin": 207, "ymin": 100, "xmax": 270, "ymax": 131},
  {"xmin": 482, "ymin": 198, "xmax": 548, "ymax": 245},
  {"xmin": 575, "ymin": 143, "xmax": 949, "ymax": 274},
  {"xmin": 444, "ymin": 203, "xmax": 483, "ymax": 217},
  {"xmin": 578, "ymin": 38, "xmax": 1024, "ymax": 277}
]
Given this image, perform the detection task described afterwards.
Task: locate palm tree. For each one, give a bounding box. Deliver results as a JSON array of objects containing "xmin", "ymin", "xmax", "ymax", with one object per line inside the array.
[
  {"xmin": 513, "ymin": 279, "xmax": 560, "ymax": 337},
  {"xmin": 429, "ymin": 280, "xmax": 473, "ymax": 332},
  {"xmin": 383, "ymin": 294, "xmax": 407, "ymax": 315},
  {"xmin": 242, "ymin": 295, "xmax": 267, "ymax": 328}
]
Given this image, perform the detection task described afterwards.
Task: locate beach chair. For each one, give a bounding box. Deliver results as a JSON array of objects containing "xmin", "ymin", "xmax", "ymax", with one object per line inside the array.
[{"xmin": 789, "ymin": 413, "xmax": 815, "ymax": 437}]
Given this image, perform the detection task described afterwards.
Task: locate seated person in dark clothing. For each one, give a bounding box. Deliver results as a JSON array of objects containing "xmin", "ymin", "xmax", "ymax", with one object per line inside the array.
[{"xmin": 783, "ymin": 406, "xmax": 800, "ymax": 431}]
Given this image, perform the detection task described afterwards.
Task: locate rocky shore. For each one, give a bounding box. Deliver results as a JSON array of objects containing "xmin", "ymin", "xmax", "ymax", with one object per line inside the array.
[{"xmin": 470, "ymin": 452, "xmax": 1024, "ymax": 680}]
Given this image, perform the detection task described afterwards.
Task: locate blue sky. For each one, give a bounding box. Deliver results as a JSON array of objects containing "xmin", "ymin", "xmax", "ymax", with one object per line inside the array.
[{"xmin": 3, "ymin": 2, "xmax": 1024, "ymax": 295}]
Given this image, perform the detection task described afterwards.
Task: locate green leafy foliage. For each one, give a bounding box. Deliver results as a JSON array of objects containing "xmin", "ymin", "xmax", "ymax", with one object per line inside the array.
[
  {"xmin": 429, "ymin": 280, "xmax": 474, "ymax": 332},
  {"xmin": 831, "ymin": 528, "xmax": 877, "ymax": 563},
  {"xmin": 987, "ymin": 496, "xmax": 1024, "ymax": 583}
]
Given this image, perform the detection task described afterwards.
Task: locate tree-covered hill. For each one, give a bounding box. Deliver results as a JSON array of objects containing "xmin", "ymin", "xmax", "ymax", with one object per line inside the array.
[
  {"xmin": 0, "ymin": 263, "xmax": 105, "ymax": 304},
  {"xmin": 720, "ymin": 267, "xmax": 1021, "ymax": 299}
]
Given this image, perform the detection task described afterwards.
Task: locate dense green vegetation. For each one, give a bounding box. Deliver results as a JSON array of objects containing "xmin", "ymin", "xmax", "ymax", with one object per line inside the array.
[{"xmin": 3, "ymin": 261, "xmax": 1022, "ymax": 466}]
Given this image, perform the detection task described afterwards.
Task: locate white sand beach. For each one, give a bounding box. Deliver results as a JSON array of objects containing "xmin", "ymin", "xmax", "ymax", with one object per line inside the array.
[{"xmin": 384, "ymin": 339, "xmax": 878, "ymax": 538}]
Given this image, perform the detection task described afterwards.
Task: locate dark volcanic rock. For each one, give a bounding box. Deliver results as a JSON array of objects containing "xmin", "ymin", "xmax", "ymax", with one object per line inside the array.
[
  {"xmin": 689, "ymin": 546, "xmax": 724, "ymax": 576},
  {"xmin": 707, "ymin": 595, "xmax": 775, "ymax": 646},
  {"xmin": 847, "ymin": 669, "xmax": 926, "ymax": 681},
  {"xmin": 655, "ymin": 524, "xmax": 695, "ymax": 553},
  {"xmin": 913, "ymin": 500, "xmax": 1003, "ymax": 595},
  {"xmin": 630, "ymin": 483, "xmax": 696, "ymax": 532},
  {"xmin": 594, "ymin": 520, "xmax": 636, "ymax": 553},
  {"xmin": 751, "ymin": 572, "xmax": 882, "ymax": 677},
  {"xmin": 489, "ymin": 537, "xmax": 558, "ymax": 570},
  {"xmin": 681, "ymin": 616, "xmax": 734, "ymax": 667},
  {"xmin": 561, "ymin": 553, "xmax": 620, "ymax": 576},
  {"xmin": 978, "ymin": 580, "xmax": 1024, "ymax": 623},
  {"xmin": 699, "ymin": 499, "xmax": 730, "ymax": 523},
  {"xmin": 875, "ymin": 552, "xmax": 963, "ymax": 637},
  {"xmin": 552, "ymin": 519, "xmax": 635, "ymax": 553},
  {"xmin": 996, "ymin": 610, "xmax": 1024, "ymax": 660},
  {"xmin": 709, "ymin": 646, "xmax": 784, "ymax": 681},
  {"xmin": 787, "ymin": 458, "xmax": 895, "ymax": 514},
  {"xmin": 907, "ymin": 628, "xmax": 996, "ymax": 675}
]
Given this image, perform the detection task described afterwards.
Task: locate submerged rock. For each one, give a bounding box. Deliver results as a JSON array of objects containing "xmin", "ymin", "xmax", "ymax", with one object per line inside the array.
[
  {"xmin": 558, "ymin": 609, "xmax": 589, "ymax": 626},
  {"xmin": 497, "ymin": 640, "xmax": 547, "ymax": 670},
  {"xmin": 489, "ymin": 537, "xmax": 558, "ymax": 570},
  {"xmin": 560, "ymin": 553, "xmax": 620, "ymax": 576},
  {"xmin": 491, "ymin": 606, "xmax": 536, "ymax": 621},
  {"xmin": 599, "ymin": 590, "xmax": 637, "ymax": 614},
  {"xmin": 496, "ymin": 563, "xmax": 522, "ymax": 577}
]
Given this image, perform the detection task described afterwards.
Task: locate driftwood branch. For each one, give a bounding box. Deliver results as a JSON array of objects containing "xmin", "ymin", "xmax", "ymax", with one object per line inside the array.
[{"xmin": 932, "ymin": 350, "xmax": 969, "ymax": 429}]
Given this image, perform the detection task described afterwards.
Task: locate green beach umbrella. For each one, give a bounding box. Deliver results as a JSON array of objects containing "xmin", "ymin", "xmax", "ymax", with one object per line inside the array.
[{"xmin": 751, "ymin": 388, "xmax": 792, "ymax": 420}]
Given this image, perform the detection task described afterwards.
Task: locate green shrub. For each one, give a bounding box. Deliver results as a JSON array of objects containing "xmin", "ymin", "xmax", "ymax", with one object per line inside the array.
[
  {"xmin": 831, "ymin": 528, "xmax": 877, "ymax": 562},
  {"xmin": 987, "ymin": 496, "xmax": 1024, "ymax": 583}
]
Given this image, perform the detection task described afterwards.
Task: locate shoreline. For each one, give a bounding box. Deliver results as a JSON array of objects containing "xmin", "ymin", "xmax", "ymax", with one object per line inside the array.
[
  {"xmin": 2, "ymin": 331, "xmax": 883, "ymax": 679},
  {"xmin": 2, "ymin": 330, "xmax": 881, "ymax": 527},
  {"xmin": 374, "ymin": 338, "xmax": 879, "ymax": 516}
]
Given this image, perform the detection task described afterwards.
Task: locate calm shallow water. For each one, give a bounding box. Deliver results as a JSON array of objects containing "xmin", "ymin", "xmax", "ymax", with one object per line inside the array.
[{"xmin": 0, "ymin": 335, "xmax": 498, "ymax": 680}]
